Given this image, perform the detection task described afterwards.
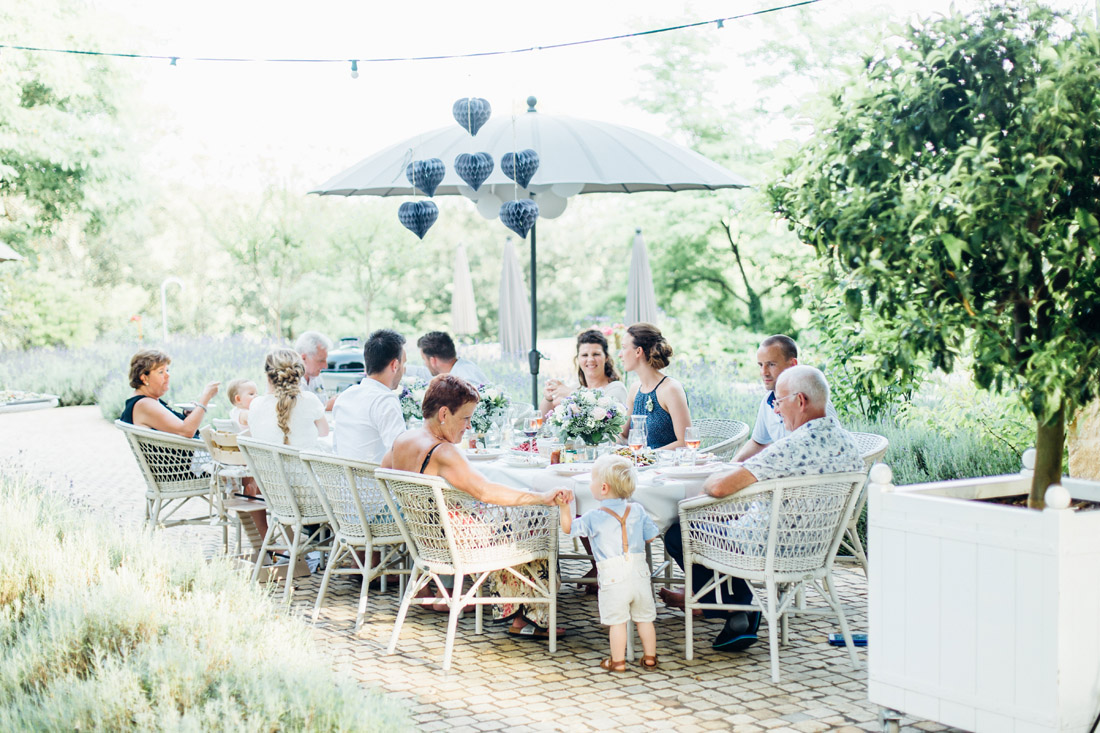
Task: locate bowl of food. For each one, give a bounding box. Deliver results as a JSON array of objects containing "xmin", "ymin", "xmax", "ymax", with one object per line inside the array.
[{"xmin": 612, "ymin": 446, "xmax": 658, "ymax": 467}]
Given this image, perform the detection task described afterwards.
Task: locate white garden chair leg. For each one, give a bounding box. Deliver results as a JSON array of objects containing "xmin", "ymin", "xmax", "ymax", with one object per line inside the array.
[
  {"xmin": 388, "ymin": 567, "xmax": 427, "ymax": 655},
  {"xmin": 251, "ymin": 522, "xmax": 278, "ymax": 584},
  {"xmin": 355, "ymin": 549, "xmax": 370, "ymax": 632},
  {"xmin": 767, "ymin": 579, "xmax": 781, "ymax": 683},
  {"xmin": 283, "ymin": 525, "xmax": 302, "ymax": 604},
  {"xmin": 684, "ymin": 560, "xmax": 695, "ymax": 660},
  {"xmin": 441, "ymin": 574, "xmax": 465, "ymax": 671},
  {"xmin": 548, "ymin": 558, "xmax": 558, "ymax": 655},
  {"xmin": 312, "ymin": 541, "xmax": 344, "ymax": 623},
  {"xmin": 824, "ymin": 578, "xmax": 860, "ymax": 670}
]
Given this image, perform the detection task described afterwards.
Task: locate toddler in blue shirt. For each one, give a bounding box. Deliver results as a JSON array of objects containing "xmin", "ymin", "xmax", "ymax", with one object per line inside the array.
[{"xmin": 558, "ymin": 454, "xmax": 660, "ymax": 672}]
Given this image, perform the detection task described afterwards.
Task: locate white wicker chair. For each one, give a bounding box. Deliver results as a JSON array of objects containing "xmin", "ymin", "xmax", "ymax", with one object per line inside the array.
[
  {"xmin": 299, "ymin": 451, "xmax": 409, "ymax": 630},
  {"xmin": 115, "ymin": 420, "xmax": 218, "ymax": 531},
  {"xmin": 679, "ymin": 471, "xmax": 867, "ymax": 682},
  {"xmin": 839, "ymin": 432, "xmax": 890, "ymax": 572},
  {"xmin": 693, "ymin": 418, "xmax": 751, "ymax": 458},
  {"xmin": 375, "ymin": 468, "xmax": 560, "ymax": 671},
  {"xmin": 236, "ymin": 437, "xmax": 332, "ymax": 603}
]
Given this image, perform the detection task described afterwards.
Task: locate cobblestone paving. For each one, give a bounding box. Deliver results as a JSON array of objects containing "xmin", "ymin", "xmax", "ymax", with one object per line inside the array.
[{"xmin": 1, "ymin": 406, "xmax": 960, "ymax": 733}]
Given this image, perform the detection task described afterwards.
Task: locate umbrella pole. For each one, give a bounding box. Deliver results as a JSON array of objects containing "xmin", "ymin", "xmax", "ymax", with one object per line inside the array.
[{"xmin": 527, "ymin": 220, "xmax": 539, "ymax": 410}]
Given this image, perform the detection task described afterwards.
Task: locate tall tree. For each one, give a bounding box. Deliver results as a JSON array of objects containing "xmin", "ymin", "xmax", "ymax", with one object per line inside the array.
[{"xmin": 769, "ymin": 1, "xmax": 1100, "ymax": 505}]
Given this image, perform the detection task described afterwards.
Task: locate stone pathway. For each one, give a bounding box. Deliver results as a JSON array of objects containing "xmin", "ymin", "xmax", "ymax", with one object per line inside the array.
[{"xmin": 1, "ymin": 406, "xmax": 958, "ymax": 733}]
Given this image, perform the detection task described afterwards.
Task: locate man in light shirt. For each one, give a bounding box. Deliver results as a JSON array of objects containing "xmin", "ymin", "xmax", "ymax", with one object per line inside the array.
[
  {"xmin": 332, "ymin": 329, "xmax": 408, "ymax": 463},
  {"xmin": 295, "ymin": 330, "xmax": 336, "ymax": 410},
  {"xmin": 662, "ymin": 365, "xmax": 863, "ymax": 652},
  {"xmin": 416, "ymin": 330, "xmax": 489, "ymax": 386},
  {"xmin": 733, "ymin": 334, "xmax": 838, "ymax": 462}
]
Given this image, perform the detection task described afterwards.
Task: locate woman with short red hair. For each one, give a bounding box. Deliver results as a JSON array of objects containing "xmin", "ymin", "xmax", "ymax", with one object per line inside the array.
[{"xmin": 383, "ymin": 374, "xmax": 572, "ymax": 638}]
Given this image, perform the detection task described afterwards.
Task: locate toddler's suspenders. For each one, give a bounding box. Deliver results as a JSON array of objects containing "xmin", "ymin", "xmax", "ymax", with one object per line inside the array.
[{"xmin": 599, "ymin": 505, "xmax": 633, "ymax": 553}]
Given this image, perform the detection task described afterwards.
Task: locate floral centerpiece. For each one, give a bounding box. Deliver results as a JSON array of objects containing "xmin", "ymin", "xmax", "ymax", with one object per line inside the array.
[
  {"xmin": 470, "ymin": 384, "xmax": 510, "ymax": 436},
  {"xmin": 548, "ymin": 387, "xmax": 628, "ymax": 446},
  {"xmin": 395, "ymin": 378, "xmax": 428, "ymax": 423}
]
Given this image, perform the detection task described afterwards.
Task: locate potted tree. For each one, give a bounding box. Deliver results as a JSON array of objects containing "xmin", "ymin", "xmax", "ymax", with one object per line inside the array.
[{"xmin": 768, "ymin": 2, "xmax": 1100, "ymax": 731}]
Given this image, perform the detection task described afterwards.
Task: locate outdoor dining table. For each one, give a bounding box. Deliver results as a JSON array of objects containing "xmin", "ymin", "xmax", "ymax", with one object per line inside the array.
[{"xmin": 469, "ymin": 455, "xmax": 735, "ymax": 532}]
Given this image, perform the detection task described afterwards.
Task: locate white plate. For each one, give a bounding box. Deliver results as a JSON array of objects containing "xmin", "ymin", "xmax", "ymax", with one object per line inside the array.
[
  {"xmin": 501, "ymin": 454, "xmax": 550, "ymax": 468},
  {"xmin": 549, "ymin": 462, "xmax": 595, "ymax": 476},
  {"xmin": 466, "ymin": 449, "xmax": 503, "ymax": 461},
  {"xmin": 656, "ymin": 463, "xmax": 733, "ymax": 479}
]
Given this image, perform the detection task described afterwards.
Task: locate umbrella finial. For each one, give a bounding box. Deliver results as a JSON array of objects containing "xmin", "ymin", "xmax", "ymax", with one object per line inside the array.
[
  {"xmin": 527, "ymin": 96, "xmax": 537, "ymax": 113},
  {"xmin": 635, "ymin": 227, "xmax": 642, "ymax": 235}
]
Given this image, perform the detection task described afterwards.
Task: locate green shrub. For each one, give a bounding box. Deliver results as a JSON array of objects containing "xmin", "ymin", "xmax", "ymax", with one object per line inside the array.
[{"xmin": 0, "ymin": 470, "xmax": 411, "ymax": 732}]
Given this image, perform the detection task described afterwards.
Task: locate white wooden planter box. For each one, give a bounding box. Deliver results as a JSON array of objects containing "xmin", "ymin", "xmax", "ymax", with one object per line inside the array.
[{"xmin": 867, "ymin": 466, "xmax": 1100, "ymax": 733}]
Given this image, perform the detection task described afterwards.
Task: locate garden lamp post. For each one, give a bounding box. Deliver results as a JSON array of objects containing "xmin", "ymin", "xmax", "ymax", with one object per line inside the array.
[{"xmin": 160, "ymin": 277, "xmax": 184, "ymax": 341}]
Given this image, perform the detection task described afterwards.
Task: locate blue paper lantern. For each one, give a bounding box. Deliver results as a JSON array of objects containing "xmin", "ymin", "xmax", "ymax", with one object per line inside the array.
[
  {"xmin": 398, "ymin": 200, "xmax": 439, "ymax": 239},
  {"xmin": 501, "ymin": 149, "xmax": 540, "ymax": 189},
  {"xmin": 452, "ymin": 97, "xmax": 492, "ymax": 136},
  {"xmin": 454, "ymin": 152, "xmax": 494, "ymax": 191},
  {"xmin": 499, "ymin": 199, "xmax": 539, "ymax": 239},
  {"xmin": 405, "ymin": 158, "xmax": 446, "ymax": 197}
]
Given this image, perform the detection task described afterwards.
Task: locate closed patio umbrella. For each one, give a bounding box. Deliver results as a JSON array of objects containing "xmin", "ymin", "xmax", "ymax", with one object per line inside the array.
[
  {"xmin": 626, "ymin": 228, "xmax": 659, "ymax": 326},
  {"xmin": 499, "ymin": 237, "xmax": 531, "ymax": 359},
  {"xmin": 312, "ymin": 97, "xmax": 749, "ymax": 406},
  {"xmin": 0, "ymin": 242, "xmax": 25, "ymax": 262},
  {"xmin": 451, "ymin": 243, "xmax": 478, "ymax": 335}
]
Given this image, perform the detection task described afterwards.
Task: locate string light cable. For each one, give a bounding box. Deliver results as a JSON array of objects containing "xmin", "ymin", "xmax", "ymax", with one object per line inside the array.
[{"xmin": 0, "ymin": 0, "xmax": 824, "ymax": 68}]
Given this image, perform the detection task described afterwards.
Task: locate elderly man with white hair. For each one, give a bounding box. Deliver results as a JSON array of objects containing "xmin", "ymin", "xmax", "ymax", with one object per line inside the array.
[
  {"xmin": 295, "ymin": 331, "xmax": 335, "ymax": 409},
  {"xmin": 660, "ymin": 365, "xmax": 864, "ymax": 652}
]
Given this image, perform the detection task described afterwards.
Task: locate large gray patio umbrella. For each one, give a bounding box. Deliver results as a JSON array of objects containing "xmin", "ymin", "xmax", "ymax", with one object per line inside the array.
[
  {"xmin": 311, "ymin": 97, "xmax": 750, "ymax": 406},
  {"xmin": 499, "ymin": 237, "xmax": 531, "ymax": 359},
  {"xmin": 626, "ymin": 228, "xmax": 659, "ymax": 326}
]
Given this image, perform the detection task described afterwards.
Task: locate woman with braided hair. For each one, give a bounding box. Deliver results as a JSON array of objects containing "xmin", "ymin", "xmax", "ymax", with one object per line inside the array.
[{"xmin": 248, "ymin": 348, "xmax": 329, "ymax": 450}]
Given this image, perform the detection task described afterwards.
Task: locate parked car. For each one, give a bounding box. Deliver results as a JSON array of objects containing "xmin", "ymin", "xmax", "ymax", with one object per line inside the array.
[{"xmin": 322, "ymin": 337, "xmax": 365, "ymax": 395}]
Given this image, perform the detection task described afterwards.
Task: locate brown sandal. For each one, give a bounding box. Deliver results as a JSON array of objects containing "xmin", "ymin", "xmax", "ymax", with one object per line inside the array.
[
  {"xmin": 641, "ymin": 655, "xmax": 659, "ymax": 669},
  {"xmin": 599, "ymin": 657, "xmax": 627, "ymax": 672}
]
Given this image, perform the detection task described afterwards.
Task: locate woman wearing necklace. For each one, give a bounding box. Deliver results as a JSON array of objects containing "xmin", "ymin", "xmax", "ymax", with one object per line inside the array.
[
  {"xmin": 619, "ymin": 323, "xmax": 691, "ymax": 450},
  {"xmin": 539, "ymin": 329, "xmax": 628, "ymax": 415},
  {"xmin": 383, "ymin": 374, "xmax": 572, "ymax": 638}
]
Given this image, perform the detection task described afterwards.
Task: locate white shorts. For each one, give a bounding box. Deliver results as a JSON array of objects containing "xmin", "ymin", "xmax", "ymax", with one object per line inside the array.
[{"xmin": 596, "ymin": 553, "xmax": 657, "ymax": 626}]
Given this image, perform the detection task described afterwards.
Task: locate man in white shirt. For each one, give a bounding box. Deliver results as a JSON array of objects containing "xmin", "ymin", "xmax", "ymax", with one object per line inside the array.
[
  {"xmin": 416, "ymin": 331, "xmax": 489, "ymax": 386},
  {"xmin": 332, "ymin": 329, "xmax": 408, "ymax": 463},
  {"xmin": 295, "ymin": 331, "xmax": 336, "ymax": 410},
  {"xmin": 733, "ymin": 334, "xmax": 838, "ymax": 462}
]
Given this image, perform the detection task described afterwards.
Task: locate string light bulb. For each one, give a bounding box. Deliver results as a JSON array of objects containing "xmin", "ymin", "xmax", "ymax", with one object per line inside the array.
[{"xmin": 350, "ymin": 60, "xmax": 359, "ymax": 79}]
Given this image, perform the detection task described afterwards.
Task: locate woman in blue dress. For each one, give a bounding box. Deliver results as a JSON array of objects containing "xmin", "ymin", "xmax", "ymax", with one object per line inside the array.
[{"xmin": 619, "ymin": 323, "xmax": 691, "ymax": 450}]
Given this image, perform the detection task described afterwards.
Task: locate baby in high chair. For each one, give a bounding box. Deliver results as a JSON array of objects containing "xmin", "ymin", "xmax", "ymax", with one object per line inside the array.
[
  {"xmin": 225, "ymin": 378, "xmax": 258, "ymax": 433},
  {"xmin": 558, "ymin": 454, "xmax": 660, "ymax": 672}
]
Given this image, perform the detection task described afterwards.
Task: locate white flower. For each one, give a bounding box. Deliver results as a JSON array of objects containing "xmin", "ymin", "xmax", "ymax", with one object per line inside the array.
[
  {"xmin": 487, "ymin": 388, "xmax": 501, "ymax": 400},
  {"xmin": 597, "ymin": 396, "xmax": 610, "ymax": 407},
  {"xmin": 592, "ymin": 407, "xmax": 607, "ymax": 421},
  {"xmin": 413, "ymin": 389, "xmax": 426, "ymax": 402}
]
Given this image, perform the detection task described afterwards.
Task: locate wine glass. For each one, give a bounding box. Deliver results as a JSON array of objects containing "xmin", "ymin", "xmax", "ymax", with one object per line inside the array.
[
  {"xmin": 684, "ymin": 426, "xmax": 702, "ymax": 466},
  {"xmin": 523, "ymin": 417, "xmax": 540, "ymax": 451}
]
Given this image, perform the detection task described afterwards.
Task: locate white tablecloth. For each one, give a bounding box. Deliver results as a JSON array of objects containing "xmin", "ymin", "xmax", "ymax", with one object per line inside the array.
[{"xmin": 472, "ymin": 460, "xmax": 713, "ymax": 532}]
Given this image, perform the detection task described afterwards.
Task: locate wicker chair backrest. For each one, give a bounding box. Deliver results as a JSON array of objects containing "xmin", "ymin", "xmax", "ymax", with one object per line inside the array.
[
  {"xmin": 237, "ymin": 437, "xmax": 327, "ymax": 525},
  {"xmin": 299, "ymin": 451, "xmax": 400, "ymax": 544},
  {"xmin": 850, "ymin": 432, "xmax": 889, "ymax": 470},
  {"xmin": 374, "ymin": 468, "xmax": 556, "ymax": 573},
  {"xmin": 683, "ymin": 471, "xmax": 865, "ymax": 576},
  {"xmin": 115, "ymin": 420, "xmax": 210, "ymax": 493}
]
